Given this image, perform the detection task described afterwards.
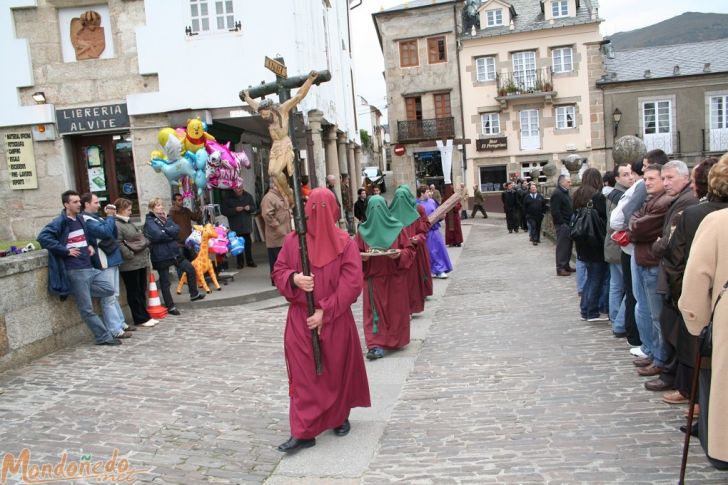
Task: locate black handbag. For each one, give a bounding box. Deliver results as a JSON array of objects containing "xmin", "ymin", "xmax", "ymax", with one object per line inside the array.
[
  {"xmin": 569, "ymin": 200, "xmax": 605, "ymax": 244},
  {"xmin": 699, "ymin": 279, "xmax": 728, "ymax": 357}
]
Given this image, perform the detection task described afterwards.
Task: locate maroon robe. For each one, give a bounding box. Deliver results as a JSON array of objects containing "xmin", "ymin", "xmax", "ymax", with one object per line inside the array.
[
  {"xmin": 445, "ymin": 202, "xmax": 463, "ymax": 246},
  {"xmin": 402, "ymin": 215, "xmax": 433, "ymax": 313},
  {"xmin": 272, "ymin": 233, "xmax": 371, "ymax": 439},
  {"xmin": 414, "ymin": 214, "xmax": 433, "ymax": 298},
  {"xmin": 356, "ymin": 232, "xmax": 415, "ymax": 350}
]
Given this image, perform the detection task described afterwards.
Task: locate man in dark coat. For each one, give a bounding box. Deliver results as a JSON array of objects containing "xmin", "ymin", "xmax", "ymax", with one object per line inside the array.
[
  {"xmin": 501, "ymin": 182, "xmax": 519, "ymax": 233},
  {"xmin": 523, "ymin": 183, "xmax": 546, "ymax": 245},
  {"xmin": 222, "ymin": 186, "xmax": 257, "ymax": 269},
  {"xmin": 550, "ymin": 175, "xmax": 573, "ymax": 276},
  {"xmin": 646, "ymin": 160, "xmax": 698, "ymax": 393}
]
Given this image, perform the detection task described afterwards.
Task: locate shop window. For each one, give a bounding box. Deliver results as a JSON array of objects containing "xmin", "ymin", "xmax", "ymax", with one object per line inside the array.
[
  {"xmin": 521, "ymin": 161, "xmax": 548, "ymax": 183},
  {"xmin": 479, "ymin": 165, "xmax": 507, "ymax": 192}
]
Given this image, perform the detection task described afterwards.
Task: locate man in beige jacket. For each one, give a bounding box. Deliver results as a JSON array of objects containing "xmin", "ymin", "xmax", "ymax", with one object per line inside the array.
[{"xmin": 260, "ymin": 185, "xmax": 292, "ymax": 280}]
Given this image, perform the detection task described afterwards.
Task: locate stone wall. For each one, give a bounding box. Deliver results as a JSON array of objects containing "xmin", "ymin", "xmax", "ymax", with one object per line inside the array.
[{"xmin": 0, "ymin": 250, "xmax": 128, "ymax": 373}]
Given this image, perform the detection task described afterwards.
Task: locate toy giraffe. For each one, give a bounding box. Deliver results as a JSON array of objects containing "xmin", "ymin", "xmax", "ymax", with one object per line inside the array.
[{"xmin": 176, "ymin": 224, "xmax": 221, "ymax": 294}]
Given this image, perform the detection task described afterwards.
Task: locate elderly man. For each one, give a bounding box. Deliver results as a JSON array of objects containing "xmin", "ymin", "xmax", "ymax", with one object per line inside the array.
[
  {"xmin": 550, "ymin": 175, "xmax": 573, "ymax": 276},
  {"xmin": 645, "ymin": 160, "xmax": 698, "ymax": 393}
]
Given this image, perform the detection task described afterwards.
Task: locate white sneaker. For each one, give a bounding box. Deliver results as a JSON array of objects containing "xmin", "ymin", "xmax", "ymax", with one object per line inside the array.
[
  {"xmin": 630, "ymin": 346, "xmax": 648, "ymax": 358},
  {"xmin": 587, "ymin": 316, "xmax": 610, "ymax": 322},
  {"xmin": 435, "ymin": 272, "xmax": 449, "ymax": 279},
  {"xmin": 139, "ymin": 319, "xmax": 158, "ymax": 327}
]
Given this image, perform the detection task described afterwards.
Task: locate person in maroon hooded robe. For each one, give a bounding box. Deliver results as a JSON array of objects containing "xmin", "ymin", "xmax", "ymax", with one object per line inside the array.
[
  {"xmin": 356, "ymin": 195, "xmax": 416, "ymax": 360},
  {"xmin": 272, "ymin": 188, "xmax": 371, "ymax": 453},
  {"xmin": 443, "ymin": 185, "xmax": 463, "ymax": 247}
]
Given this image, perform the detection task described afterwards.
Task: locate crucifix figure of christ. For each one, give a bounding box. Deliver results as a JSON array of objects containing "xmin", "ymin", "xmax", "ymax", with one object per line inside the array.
[{"xmin": 241, "ymin": 70, "xmax": 318, "ymax": 206}]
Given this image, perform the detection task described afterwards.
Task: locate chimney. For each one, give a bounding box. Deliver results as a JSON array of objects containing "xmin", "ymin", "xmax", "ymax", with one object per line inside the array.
[
  {"xmin": 644, "ymin": 69, "xmax": 652, "ymax": 78},
  {"xmin": 704, "ymin": 63, "xmax": 711, "ymax": 73}
]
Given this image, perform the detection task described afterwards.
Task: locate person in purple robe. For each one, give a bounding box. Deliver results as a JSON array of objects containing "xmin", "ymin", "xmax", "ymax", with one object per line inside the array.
[{"xmin": 416, "ymin": 185, "xmax": 453, "ymax": 279}]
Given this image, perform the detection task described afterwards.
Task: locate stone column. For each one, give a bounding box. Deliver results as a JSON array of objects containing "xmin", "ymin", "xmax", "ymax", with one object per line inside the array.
[
  {"xmin": 307, "ymin": 110, "xmax": 327, "ymax": 188},
  {"xmin": 324, "ymin": 126, "xmax": 343, "ymax": 219},
  {"xmin": 337, "ymin": 131, "xmax": 349, "ymax": 177},
  {"xmin": 346, "ymin": 141, "xmax": 357, "ymax": 199},
  {"xmin": 354, "ymin": 146, "xmax": 363, "ymax": 189}
]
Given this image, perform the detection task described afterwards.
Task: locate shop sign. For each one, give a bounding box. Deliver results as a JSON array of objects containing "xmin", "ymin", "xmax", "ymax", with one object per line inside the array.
[
  {"xmin": 476, "ymin": 136, "xmax": 507, "ymax": 151},
  {"xmin": 56, "ymin": 103, "xmax": 129, "ymax": 135},
  {"xmin": 3, "ymin": 130, "xmax": 38, "ymax": 190}
]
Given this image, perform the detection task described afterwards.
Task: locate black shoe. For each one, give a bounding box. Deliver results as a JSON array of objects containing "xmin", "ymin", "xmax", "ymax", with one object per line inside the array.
[
  {"xmin": 613, "ymin": 331, "xmax": 627, "ymax": 338},
  {"xmin": 333, "ymin": 419, "xmax": 350, "ymax": 436},
  {"xmin": 276, "ymin": 437, "xmax": 316, "ymax": 453},
  {"xmin": 680, "ymin": 425, "xmax": 699, "ymax": 437},
  {"xmin": 508, "ymin": 230, "xmax": 513, "ymax": 233},
  {"xmin": 98, "ymin": 338, "xmax": 122, "ymax": 346},
  {"xmin": 248, "ymin": 262, "xmax": 257, "ymax": 268},
  {"xmin": 168, "ymin": 307, "xmax": 181, "ymax": 316},
  {"xmin": 236, "ymin": 264, "xmax": 244, "ymax": 269},
  {"xmin": 366, "ymin": 348, "xmax": 384, "ymax": 360},
  {"xmin": 190, "ymin": 293, "xmax": 205, "ymax": 302}
]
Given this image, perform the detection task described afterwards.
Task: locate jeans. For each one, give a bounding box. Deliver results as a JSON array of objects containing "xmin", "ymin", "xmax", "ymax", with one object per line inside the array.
[
  {"xmin": 576, "ymin": 259, "xmax": 587, "ymax": 294},
  {"xmin": 580, "ymin": 261, "xmax": 609, "ymax": 319},
  {"xmin": 555, "ymin": 223, "xmax": 573, "ymax": 271},
  {"xmin": 526, "ymin": 217, "xmax": 542, "ymax": 242},
  {"xmin": 632, "ymin": 260, "xmax": 666, "ymax": 367},
  {"xmin": 66, "ymin": 268, "xmax": 116, "ymax": 344},
  {"xmin": 100, "ymin": 266, "xmax": 126, "ymax": 336},
  {"xmin": 609, "ymin": 262, "xmax": 626, "ymax": 333}
]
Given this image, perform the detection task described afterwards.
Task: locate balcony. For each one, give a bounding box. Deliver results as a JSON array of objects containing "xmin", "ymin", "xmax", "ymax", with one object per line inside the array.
[
  {"xmin": 495, "ymin": 68, "xmax": 556, "ymax": 108},
  {"xmin": 397, "ymin": 117, "xmax": 455, "ymax": 142}
]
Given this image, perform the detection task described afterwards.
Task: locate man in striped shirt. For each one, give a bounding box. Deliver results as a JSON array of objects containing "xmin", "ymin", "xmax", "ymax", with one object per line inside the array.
[{"xmin": 38, "ymin": 190, "xmax": 120, "ymax": 345}]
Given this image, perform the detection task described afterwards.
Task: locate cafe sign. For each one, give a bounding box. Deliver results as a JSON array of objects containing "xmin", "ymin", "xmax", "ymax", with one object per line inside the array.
[
  {"xmin": 4, "ymin": 130, "xmax": 38, "ymax": 190},
  {"xmin": 56, "ymin": 103, "xmax": 130, "ymax": 135},
  {"xmin": 476, "ymin": 136, "xmax": 508, "ymax": 151}
]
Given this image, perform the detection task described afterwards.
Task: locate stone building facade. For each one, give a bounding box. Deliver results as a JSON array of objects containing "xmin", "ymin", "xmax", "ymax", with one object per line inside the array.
[
  {"xmin": 373, "ymin": 0, "xmax": 465, "ymax": 192},
  {"xmin": 598, "ymin": 38, "xmax": 728, "ymax": 167},
  {"xmin": 0, "ymin": 0, "xmax": 361, "ymax": 241},
  {"xmin": 458, "ymin": 0, "xmax": 602, "ymax": 193}
]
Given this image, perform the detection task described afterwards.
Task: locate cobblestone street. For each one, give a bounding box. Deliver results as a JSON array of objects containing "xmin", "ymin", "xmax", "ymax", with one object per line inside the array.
[{"xmin": 1, "ymin": 218, "xmax": 727, "ymax": 484}]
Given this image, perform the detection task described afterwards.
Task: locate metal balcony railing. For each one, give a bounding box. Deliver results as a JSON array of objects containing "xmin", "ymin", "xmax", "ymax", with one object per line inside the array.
[
  {"xmin": 497, "ymin": 68, "xmax": 553, "ymax": 96},
  {"xmin": 703, "ymin": 128, "xmax": 728, "ymax": 153},
  {"xmin": 397, "ymin": 117, "xmax": 455, "ymax": 142}
]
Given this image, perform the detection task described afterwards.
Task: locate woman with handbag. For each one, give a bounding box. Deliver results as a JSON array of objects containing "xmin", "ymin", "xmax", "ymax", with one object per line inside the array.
[
  {"xmin": 144, "ymin": 198, "xmax": 204, "ymax": 316},
  {"xmin": 114, "ymin": 198, "xmax": 158, "ymax": 328},
  {"xmin": 679, "ymin": 155, "xmax": 728, "ymax": 471},
  {"xmin": 571, "ymin": 168, "xmax": 610, "ymax": 322}
]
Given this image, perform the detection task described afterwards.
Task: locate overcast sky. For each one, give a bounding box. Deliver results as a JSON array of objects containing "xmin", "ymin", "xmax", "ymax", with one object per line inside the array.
[{"xmin": 350, "ymin": 0, "xmax": 728, "ymax": 124}]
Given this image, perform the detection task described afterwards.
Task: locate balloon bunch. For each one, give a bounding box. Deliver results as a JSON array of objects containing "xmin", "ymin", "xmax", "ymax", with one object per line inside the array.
[
  {"xmin": 184, "ymin": 225, "xmax": 245, "ymax": 258},
  {"xmin": 149, "ymin": 117, "xmax": 252, "ymax": 197}
]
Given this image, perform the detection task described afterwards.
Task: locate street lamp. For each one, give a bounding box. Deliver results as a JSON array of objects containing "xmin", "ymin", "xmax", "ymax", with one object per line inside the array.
[
  {"xmin": 612, "ymin": 108, "xmax": 622, "ymax": 138},
  {"xmin": 32, "ymin": 92, "xmax": 46, "ymax": 104}
]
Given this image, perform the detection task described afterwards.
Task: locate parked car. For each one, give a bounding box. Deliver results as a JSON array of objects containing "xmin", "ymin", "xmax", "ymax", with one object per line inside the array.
[{"xmin": 362, "ymin": 167, "xmax": 387, "ymax": 194}]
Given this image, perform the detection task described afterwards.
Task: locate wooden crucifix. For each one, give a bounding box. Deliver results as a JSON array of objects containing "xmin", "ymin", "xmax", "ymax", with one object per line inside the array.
[{"xmin": 239, "ymin": 59, "xmax": 331, "ymax": 375}]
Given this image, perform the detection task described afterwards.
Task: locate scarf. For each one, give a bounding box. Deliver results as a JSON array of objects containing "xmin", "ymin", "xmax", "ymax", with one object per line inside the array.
[
  {"xmin": 358, "ymin": 195, "xmax": 403, "ymax": 250},
  {"xmin": 388, "ymin": 185, "xmax": 420, "ymax": 227}
]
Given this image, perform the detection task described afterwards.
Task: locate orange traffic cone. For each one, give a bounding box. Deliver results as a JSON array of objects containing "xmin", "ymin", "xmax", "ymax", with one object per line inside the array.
[{"xmin": 147, "ymin": 270, "xmax": 168, "ymax": 319}]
